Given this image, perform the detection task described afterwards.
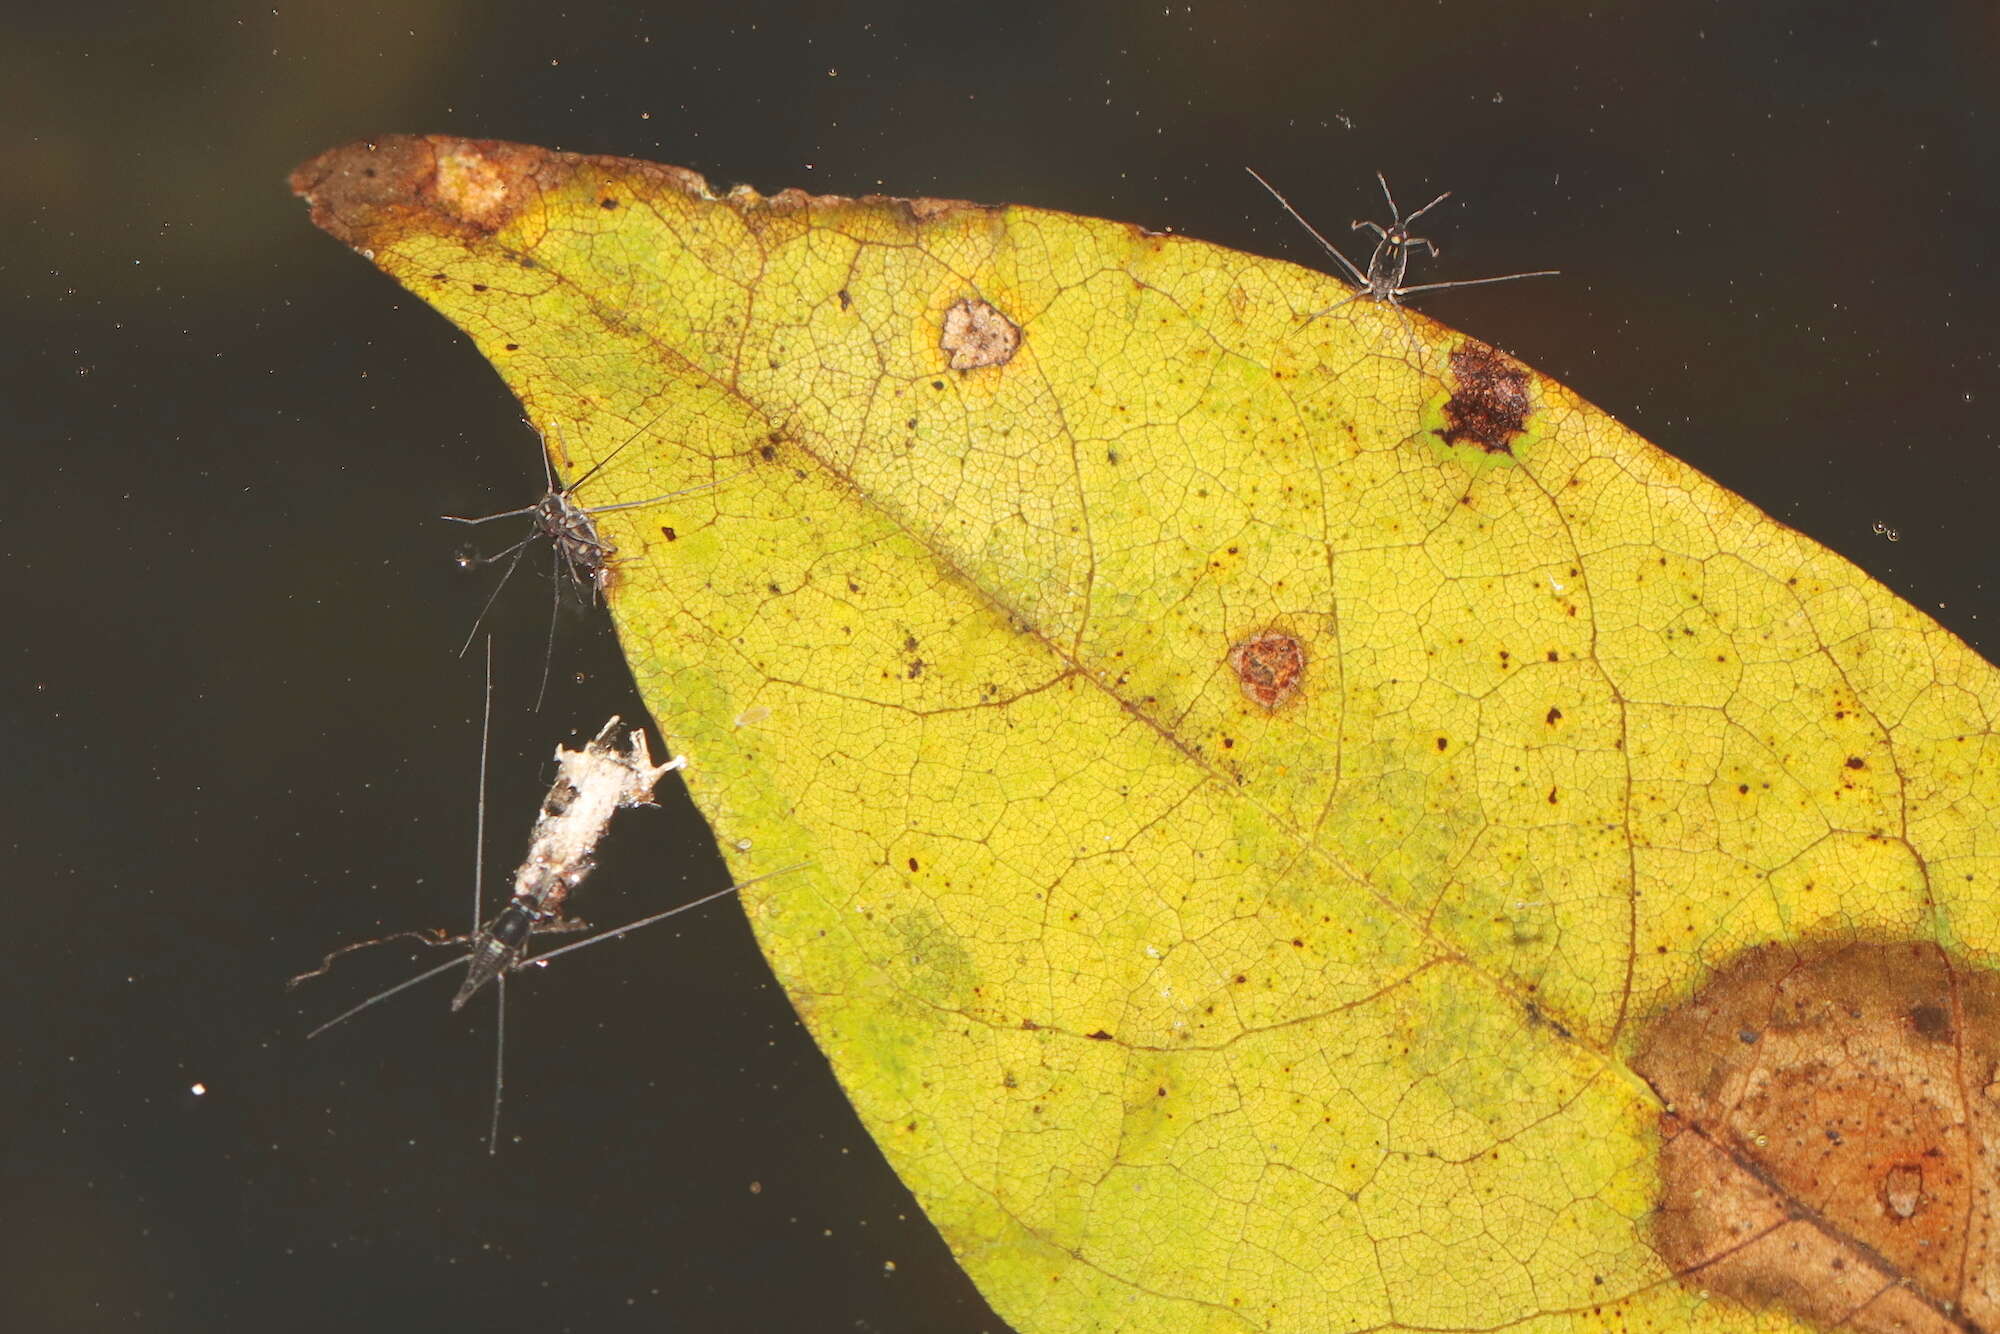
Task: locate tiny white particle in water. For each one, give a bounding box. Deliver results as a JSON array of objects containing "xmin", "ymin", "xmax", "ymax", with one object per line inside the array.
[{"xmin": 190, "ymin": 1082, "xmax": 207, "ymax": 1096}]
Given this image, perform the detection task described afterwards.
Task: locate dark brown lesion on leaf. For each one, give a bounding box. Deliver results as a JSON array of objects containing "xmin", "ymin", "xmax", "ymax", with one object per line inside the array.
[
  {"xmin": 1228, "ymin": 632, "xmax": 1306, "ymax": 710},
  {"xmin": 1634, "ymin": 939, "xmax": 2000, "ymax": 1334},
  {"xmin": 1436, "ymin": 342, "xmax": 1534, "ymax": 455}
]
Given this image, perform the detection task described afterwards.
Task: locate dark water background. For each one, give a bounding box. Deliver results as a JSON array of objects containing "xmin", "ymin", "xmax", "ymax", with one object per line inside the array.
[{"xmin": 8, "ymin": 2, "xmax": 1996, "ymax": 1331}]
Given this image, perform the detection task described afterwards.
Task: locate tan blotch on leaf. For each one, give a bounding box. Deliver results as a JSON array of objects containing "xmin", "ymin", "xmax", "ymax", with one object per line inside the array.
[{"xmin": 1635, "ymin": 940, "xmax": 2000, "ymax": 1334}]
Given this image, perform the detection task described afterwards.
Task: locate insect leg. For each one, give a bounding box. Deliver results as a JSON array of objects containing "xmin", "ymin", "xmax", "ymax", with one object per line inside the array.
[
  {"xmin": 1245, "ymin": 167, "xmax": 1370, "ymax": 287},
  {"xmin": 1395, "ymin": 269, "xmax": 1562, "ymax": 296},
  {"xmin": 456, "ymin": 540, "xmax": 534, "ymax": 659}
]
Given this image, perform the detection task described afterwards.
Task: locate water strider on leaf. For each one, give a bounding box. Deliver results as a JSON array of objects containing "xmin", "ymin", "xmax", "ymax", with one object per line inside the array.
[
  {"xmin": 448, "ymin": 415, "xmax": 725, "ymax": 709},
  {"xmin": 1246, "ymin": 166, "xmax": 1558, "ymax": 318}
]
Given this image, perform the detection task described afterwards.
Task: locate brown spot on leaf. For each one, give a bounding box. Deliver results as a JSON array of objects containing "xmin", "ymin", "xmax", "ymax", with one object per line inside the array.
[
  {"xmin": 1883, "ymin": 1163, "xmax": 1926, "ymax": 1220},
  {"xmin": 1634, "ymin": 939, "xmax": 2000, "ymax": 1334},
  {"xmin": 1436, "ymin": 342, "xmax": 1533, "ymax": 455},
  {"xmin": 940, "ymin": 297, "xmax": 1022, "ymax": 370},
  {"xmin": 1228, "ymin": 633, "xmax": 1305, "ymax": 710},
  {"xmin": 1912, "ymin": 1003, "xmax": 1955, "ymax": 1043}
]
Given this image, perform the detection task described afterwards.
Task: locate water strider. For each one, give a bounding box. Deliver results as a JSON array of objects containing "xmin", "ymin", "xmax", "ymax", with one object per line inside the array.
[
  {"xmin": 1246, "ymin": 167, "xmax": 1558, "ymax": 318},
  {"xmin": 448, "ymin": 414, "xmax": 725, "ymax": 709}
]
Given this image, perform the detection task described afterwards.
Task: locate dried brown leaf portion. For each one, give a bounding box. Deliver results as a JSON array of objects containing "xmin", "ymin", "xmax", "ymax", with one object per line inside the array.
[
  {"xmin": 1635, "ymin": 940, "xmax": 2000, "ymax": 1334},
  {"xmin": 287, "ymin": 134, "xmax": 982, "ymax": 258}
]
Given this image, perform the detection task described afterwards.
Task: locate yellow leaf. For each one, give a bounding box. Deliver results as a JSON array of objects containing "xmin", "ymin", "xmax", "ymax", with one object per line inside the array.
[{"xmin": 294, "ymin": 136, "xmax": 2000, "ymax": 1334}]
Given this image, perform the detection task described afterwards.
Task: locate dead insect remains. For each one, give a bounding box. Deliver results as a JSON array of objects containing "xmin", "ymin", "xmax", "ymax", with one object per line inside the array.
[{"xmin": 293, "ymin": 648, "xmax": 804, "ymax": 1152}]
